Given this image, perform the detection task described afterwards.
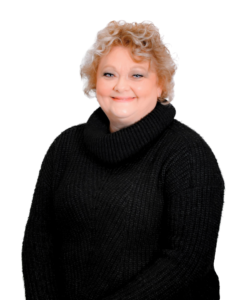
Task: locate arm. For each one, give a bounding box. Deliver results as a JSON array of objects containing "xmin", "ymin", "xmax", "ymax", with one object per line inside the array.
[
  {"xmin": 102, "ymin": 141, "xmax": 225, "ymax": 300},
  {"xmin": 21, "ymin": 138, "xmax": 62, "ymax": 300}
]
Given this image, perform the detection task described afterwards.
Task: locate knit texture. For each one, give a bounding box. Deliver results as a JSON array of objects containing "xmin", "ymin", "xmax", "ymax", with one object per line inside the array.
[{"xmin": 22, "ymin": 101, "xmax": 225, "ymax": 300}]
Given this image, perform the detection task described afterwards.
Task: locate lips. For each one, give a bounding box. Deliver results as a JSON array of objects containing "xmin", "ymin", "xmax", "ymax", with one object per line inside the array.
[{"xmin": 112, "ymin": 97, "xmax": 135, "ymax": 101}]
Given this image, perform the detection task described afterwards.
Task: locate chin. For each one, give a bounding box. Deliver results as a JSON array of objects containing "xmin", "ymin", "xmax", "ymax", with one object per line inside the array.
[{"xmin": 110, "ymin": 106, "xmax": 136, "ymax": 117}]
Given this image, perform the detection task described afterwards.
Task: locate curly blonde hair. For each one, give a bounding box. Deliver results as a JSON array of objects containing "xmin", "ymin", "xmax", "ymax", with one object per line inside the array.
[{"xmin": 80, "ymin": 20, "xmax": 177, "ymax": 104}]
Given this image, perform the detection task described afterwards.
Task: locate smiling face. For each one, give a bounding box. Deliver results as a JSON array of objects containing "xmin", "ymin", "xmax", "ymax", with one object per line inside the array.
[{"xmin": 96, "ymin": 46, "xmax": 162, "ymax": 133}]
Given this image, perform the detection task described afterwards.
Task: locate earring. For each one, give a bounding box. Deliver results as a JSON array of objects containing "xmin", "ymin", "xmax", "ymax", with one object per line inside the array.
[{"xmin": 158, "ymin": 97, "xmax": 170, "ymax": 105}]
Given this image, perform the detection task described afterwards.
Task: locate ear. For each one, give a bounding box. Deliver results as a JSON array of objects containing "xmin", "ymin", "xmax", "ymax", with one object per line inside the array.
[
  {"xmin": 157, "ymin": 84, "xmax": 163, "ymax": 98},
  {"xmin": 155, "ymin": 76, "xmax": 163, "ymax": 97}
]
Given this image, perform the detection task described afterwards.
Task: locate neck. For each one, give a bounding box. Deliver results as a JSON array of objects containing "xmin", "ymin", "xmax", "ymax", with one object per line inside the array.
[
  {"xmin": 84, "ymin": 101, "xmax": 176, "ymax": 165},
  {"xmin": 108, "ymin": 102, "xmax": 158, "ymax": 133}
]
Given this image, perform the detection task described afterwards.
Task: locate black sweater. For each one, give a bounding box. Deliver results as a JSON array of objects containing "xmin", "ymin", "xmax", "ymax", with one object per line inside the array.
[{"xmin": 22, "ymin": 101, "xmax": 225, "ymax": 300}]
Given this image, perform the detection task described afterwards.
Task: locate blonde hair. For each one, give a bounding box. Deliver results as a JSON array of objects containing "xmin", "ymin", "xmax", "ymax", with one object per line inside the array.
[{"xmin": 80, "ymin": 20, "xmax": 177, "ymax": 104}]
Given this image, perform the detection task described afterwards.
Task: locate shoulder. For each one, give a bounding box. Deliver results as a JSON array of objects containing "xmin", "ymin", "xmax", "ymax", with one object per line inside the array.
[
  {"xmin": 163, "ymin": 119, "xmax": 225, "ymax": 192},
  {"xmin": 54, "ymin": 123, "xmax": 86, "ymax": 145},
  {"xmin": 41, "ymin": 123, "xmax": 87, "ymax": 189},
  {"xmin": 43, "ymin": 123, "xmax": 86, "ymax": 163},
  {"xmin": 166, "ymin": 119, "xmax": 219, "ymax": 162},
  {"xmin": 49, "ymin": 123, "xmax": 86, "ymax": 153},
  {"xmin": 168, "ymin": 119, "xmax": 211, "ymax": 149}
]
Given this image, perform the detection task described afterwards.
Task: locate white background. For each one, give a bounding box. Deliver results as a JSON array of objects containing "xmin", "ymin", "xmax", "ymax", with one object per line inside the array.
[{"xmin": 0, "ymin": 0, "xmax": 239, "ymax": 299}]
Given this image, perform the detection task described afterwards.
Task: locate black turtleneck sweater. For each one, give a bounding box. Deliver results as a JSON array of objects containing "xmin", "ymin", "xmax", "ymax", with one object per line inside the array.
[{"xmin": 22, "ymin": 101, "xmax": 225, "ymax": 300}]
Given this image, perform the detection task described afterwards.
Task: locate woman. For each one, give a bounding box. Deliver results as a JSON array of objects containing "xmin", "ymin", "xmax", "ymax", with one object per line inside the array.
[{"xmin": 22, "ymin": 20, "xmax": 225, "ymax": 300}]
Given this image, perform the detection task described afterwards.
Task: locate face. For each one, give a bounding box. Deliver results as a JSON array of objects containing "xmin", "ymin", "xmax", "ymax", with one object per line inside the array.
[{"xmin": 96, "ymin": 46, "xmax": 162, "ymax": 133}]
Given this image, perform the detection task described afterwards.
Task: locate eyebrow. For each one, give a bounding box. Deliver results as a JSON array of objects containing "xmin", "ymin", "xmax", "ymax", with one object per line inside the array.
[{"xmin": 102, "ymin": 65, "xmax": 148, "ymax": 71}]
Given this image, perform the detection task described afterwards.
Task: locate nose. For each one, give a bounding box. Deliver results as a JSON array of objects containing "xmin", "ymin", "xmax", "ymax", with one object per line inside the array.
[{"xmin": 113, "ymin": 76, "xmax": 130, "ymax": 93}]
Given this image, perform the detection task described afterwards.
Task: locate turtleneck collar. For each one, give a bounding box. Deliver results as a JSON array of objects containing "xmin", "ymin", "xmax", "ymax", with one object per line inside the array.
[{"xmin": 83, "ymin": 101, "xmax": 176, "ymax": 165}]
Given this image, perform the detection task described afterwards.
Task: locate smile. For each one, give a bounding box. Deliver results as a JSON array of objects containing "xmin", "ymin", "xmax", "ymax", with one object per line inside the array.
[{"xmin": 112, "ymin": 97, "xmax": 135, "ymax": 101}]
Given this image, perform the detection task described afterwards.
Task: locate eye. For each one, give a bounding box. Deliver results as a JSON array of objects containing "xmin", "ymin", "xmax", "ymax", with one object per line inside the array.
[
  {"xmin": 133, "ymin": 74, "xmax": 143, "ymax": 78},
  {"xmin": 103, "ymin": 73, "xmax": 143, "ymax": 78},
  {"xmin": 103, "ymin": 73, "xmax": 114, "ymax": 77}
]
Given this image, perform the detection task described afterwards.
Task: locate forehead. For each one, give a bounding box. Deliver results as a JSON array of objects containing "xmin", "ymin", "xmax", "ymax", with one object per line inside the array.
[{"xmin": 98, "ymin": 46, "xmax": 150, "ymax": 70}]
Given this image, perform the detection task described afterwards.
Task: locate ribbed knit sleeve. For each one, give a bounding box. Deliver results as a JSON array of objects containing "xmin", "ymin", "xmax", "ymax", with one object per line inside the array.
[
  {"xmin": 21, "ymin": 139, "xmax": 62, "ymax": 300},
  {"xmin": 102, "ymin": 140, "xmax": 225, "ymax": 300}
]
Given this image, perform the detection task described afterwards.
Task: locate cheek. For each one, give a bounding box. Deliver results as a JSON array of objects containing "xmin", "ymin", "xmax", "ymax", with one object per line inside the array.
[
  {"xmin": 96, "ymin": 78, "xmax": 112, "ymax": 96},
  {"xmin": 134, "ymin": 82, "xmax": 153, "ymax": 96}
]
